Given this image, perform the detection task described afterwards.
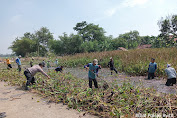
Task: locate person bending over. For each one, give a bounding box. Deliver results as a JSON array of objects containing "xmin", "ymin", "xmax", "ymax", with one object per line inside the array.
[
  {"xmin": 165, "ymin": 64, "xmax": 176, "ymax": 86},
  {"xmin": 24, "ymin": 63, "xmax": 50, "ymax": 90}
]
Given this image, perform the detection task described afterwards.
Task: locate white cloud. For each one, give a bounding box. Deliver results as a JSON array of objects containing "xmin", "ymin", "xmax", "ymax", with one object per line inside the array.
[
  {"xmin": 104, "ymin": 0, "xmax": 149, "ymax": 17},
  {"xmin": 10, "ymin": 14, "xmax": 22, "ymax": 23},
  {"xmin": 122, "ymin": 0, "xmax": 149, "ymax": 7},
  {"xmin": 104, "ymin": 7, "xmax": 118, "ymax": 17}
]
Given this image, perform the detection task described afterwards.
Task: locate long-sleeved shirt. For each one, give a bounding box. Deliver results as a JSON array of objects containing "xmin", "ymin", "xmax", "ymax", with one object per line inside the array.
[
  {"xmin": 107, "ymin": 60, "xmax": 114, "ymax": 68},
  {"xmin": 148, "ymin": 62, "xmax": 157, "ymax": 73},
  {"xmin": 55, "ymin": 60, "xmax": 58, "ymax": 65},
  {"xmin": 84, "ymin": 63, "xmax": 101, "ymax": 79},
  {"xmin": 16, "ymin": 58, "xmax": 21, "ymax": 65},
  {"xmin": 55, "ymin": 66, "xmax": 62, "ymax": 72},
  {"xmin": 28, "ymin": 65, "xmax": 48, "ymax": 77},
  {"xmin": 165, "ymin": 67, "xmax": 176, "ymax": 79},
  {"xmin": 6, "ymin": 59, "xmax": 11, "ymax": 65}
]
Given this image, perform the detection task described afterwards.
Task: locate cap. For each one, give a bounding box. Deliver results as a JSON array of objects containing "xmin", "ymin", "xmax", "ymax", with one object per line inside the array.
[
  {"xmin": 93, "ymin": 59, "xmax": 98, "ymax": 65},
  {"xmin": 167, "ymin": 64, "xmax": 171, "ymax": 68}
]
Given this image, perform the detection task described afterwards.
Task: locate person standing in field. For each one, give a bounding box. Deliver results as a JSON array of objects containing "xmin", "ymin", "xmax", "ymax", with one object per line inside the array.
[
  {"xmin": 147, "ymin": 58, "xmax": 157, "ymax": 79},
  {"xmin": 165, "ymin": 64, "xmax": 176, "ymax": 86},
  {"xmin": 55, "ymin": 59, "xmax": 58, "ymax": 67},
  {"xmin": 30, "ymin": 57, "xmax": 34, "ymax": 67},
  {"xmin": 42, "ymin": 60, "xmax": 45, "ymax": 67},
  {"xmin": 107, "ymin": 57, "xmax": 118, "ymax": 75},
  {"xmin": 84, "ymin": 59, "xmax": 101, "ymax": 89},
  {"xmin": 47, "ymin": 60, "xmax": 51, "ymax": 68},
  {"xmin": 16, "ymin": 55, "xmax": 22, "ymax": 72},
  {"xmin": 24, "ymin": 63, "xmax": 50, "ymax": 90},
  {"xmin": 6, "ymin": 57, "xmax": 12, "ymax": 69}
]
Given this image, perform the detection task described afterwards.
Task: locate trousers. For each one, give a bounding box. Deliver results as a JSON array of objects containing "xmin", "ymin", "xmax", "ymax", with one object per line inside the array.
[
  {"xmin": 24, "ymin": 69, "xmax": 35, "ymax": 86},
  {"xmin": 89, "ymin": 78, "xmax": 98, "ymax": 88}
]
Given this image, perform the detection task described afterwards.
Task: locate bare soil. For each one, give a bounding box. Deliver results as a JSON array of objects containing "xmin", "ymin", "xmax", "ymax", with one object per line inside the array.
[{"xmin": 0, "ymin": 81, "xmax": 96, "ymax": 118}]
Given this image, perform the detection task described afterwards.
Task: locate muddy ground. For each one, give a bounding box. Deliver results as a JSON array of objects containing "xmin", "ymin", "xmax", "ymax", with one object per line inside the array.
[{"xmin": 64, "ymin": 68, "xmax": 177, "ymax": 94}]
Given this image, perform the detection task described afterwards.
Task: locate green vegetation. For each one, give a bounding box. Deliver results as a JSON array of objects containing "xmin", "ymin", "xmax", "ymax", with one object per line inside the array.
[
  {"xmin": 9, "ymin": 27, "xmax": 53, "ymax": 57},
  {"xmin": 8, "ymin": 14, "xmax": 177, "ymax": 57},
  {"xmin": 0, "ymin": 69, "xmax": 176, "ymax": 117},
  {"xmin": 60, "ymin": 48, "xmax": 177, "ymax": 77},
  {"xmin": 158, "ymin": 14, "xmax": 177, "ymax": 47}
]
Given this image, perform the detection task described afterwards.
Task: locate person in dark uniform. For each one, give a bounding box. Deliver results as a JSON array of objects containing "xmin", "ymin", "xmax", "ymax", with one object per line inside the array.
[
  {"xmin": 107, "ymin": 57, "xmax": 118, "ymax": 75},
  {"xmin": 55, "ymin": 66, "xmax": 63, "ymax": 73}
]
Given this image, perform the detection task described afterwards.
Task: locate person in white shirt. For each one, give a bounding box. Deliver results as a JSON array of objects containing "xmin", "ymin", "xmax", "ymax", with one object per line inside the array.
[{"xmin": 165, "ymin": 64, "xmax": 176, "ymax": 86}]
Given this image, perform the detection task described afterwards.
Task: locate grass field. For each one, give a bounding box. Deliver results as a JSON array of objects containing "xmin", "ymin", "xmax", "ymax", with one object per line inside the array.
[{"xmin": 60, "ymin": 48, "xmax": 177, "ymax": 77}]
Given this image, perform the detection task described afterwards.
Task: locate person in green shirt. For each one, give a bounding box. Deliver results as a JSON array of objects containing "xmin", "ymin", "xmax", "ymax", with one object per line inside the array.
[{"xmin": 47, "ymin": 60, "xmax": 51, "ymax": 68}]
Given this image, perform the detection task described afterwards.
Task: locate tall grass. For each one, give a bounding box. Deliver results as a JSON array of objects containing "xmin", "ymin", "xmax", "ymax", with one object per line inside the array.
[{"xmin": 60, "ymin": 48, "xmax": 177, "ymax": 76}]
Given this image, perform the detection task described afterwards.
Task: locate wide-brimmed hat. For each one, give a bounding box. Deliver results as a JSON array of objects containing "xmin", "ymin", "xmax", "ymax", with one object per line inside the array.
[{"xmin": 93, "ymin": 59, "xmax": 98, "ymax": 65}]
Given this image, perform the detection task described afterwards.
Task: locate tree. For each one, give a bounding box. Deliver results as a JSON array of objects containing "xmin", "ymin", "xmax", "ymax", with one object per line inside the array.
[
  {"xmin": 140, "ymin": 36, "xmax": 153, "ymax": 45},
  {"xmin": 50, "ymin": 33, "xmax": 83, "ymax": 55},
  {"xmin": 158, "ymin": 15, "xmax": 177, "ymax": 47},
  {"xmin": 49, "ymin": 39, "xmax": 63, "ymax": 55},
  {"xmin": 112, "ymin": 37, "xmax": 128, "ymax": 49},
  {"xmin": 73, "ymin": 21, "xmax": 106, "ymax": 42},
  {"xmin": 9, "ymin": 37, "xmax": 36, "ymax": 57},
  {"xmin": 116, "ymin": 31, "xmax": 141, "ymax": 49},
  {"xmin": 35, "ymin": 27, "xmax": 54, "ymax": 55},
  {"xmin": 80, "ymin": 40, "xmax": 100, "ymax": 53}
]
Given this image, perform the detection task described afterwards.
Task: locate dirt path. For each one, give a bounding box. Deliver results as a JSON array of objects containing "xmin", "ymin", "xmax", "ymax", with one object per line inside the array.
[
  {"xmin": 0, "ymin": 81, "xmax": 96, "ymax": 118},
  {"xmin": 64, "ymin": 68, "xmax": 177, "ymax": 94}
]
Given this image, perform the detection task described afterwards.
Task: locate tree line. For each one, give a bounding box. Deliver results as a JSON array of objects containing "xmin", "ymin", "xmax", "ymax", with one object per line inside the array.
[{"xmin": 9, "ymin": 15, "xmax": 177, "ymax": 57}]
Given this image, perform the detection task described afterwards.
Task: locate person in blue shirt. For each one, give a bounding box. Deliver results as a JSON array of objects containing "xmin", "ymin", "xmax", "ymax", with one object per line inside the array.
[
  {"xmin": 16, "ymin": 55, "xmax": 22, "ymax": 72},
  {"xmin": 147, "ymin": 58, "xmax": 157, "ymax": 79},
  {"xmin": 84, "ymin": 59, "xmax": 101, "ymax": 88}
]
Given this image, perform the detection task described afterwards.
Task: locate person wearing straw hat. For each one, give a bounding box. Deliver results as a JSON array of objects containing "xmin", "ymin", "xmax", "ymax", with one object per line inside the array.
[
  {"xmin": 84, "ymin": 59, "xmax": 101, "ymax": 88},
  {"xmin": 16, "ymin": 55, "xmax": 22, "ymax": 72},
  {"xmin": 107, "ymin": 57, "xmax": 118, "ymax": 75},
  {"xmin": 165, "ymin": 64, "xmax": 176, "ymax": 86}
]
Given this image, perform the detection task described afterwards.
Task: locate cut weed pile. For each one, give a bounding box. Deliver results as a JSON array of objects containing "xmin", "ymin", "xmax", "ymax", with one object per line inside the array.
[
  {"xmin": 0, "ymin": 69, "xmax": 177, "ymax": 117},
  {"xmin": 60, "ymin": 48, "xmax": 177, "ymax": 77}
]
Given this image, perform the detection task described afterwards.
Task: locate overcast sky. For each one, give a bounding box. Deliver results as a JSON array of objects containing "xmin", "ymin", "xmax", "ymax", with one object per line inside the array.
[{"xmin": 0, "ymin": 0, "xmax": 177, "ymax": 54}]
